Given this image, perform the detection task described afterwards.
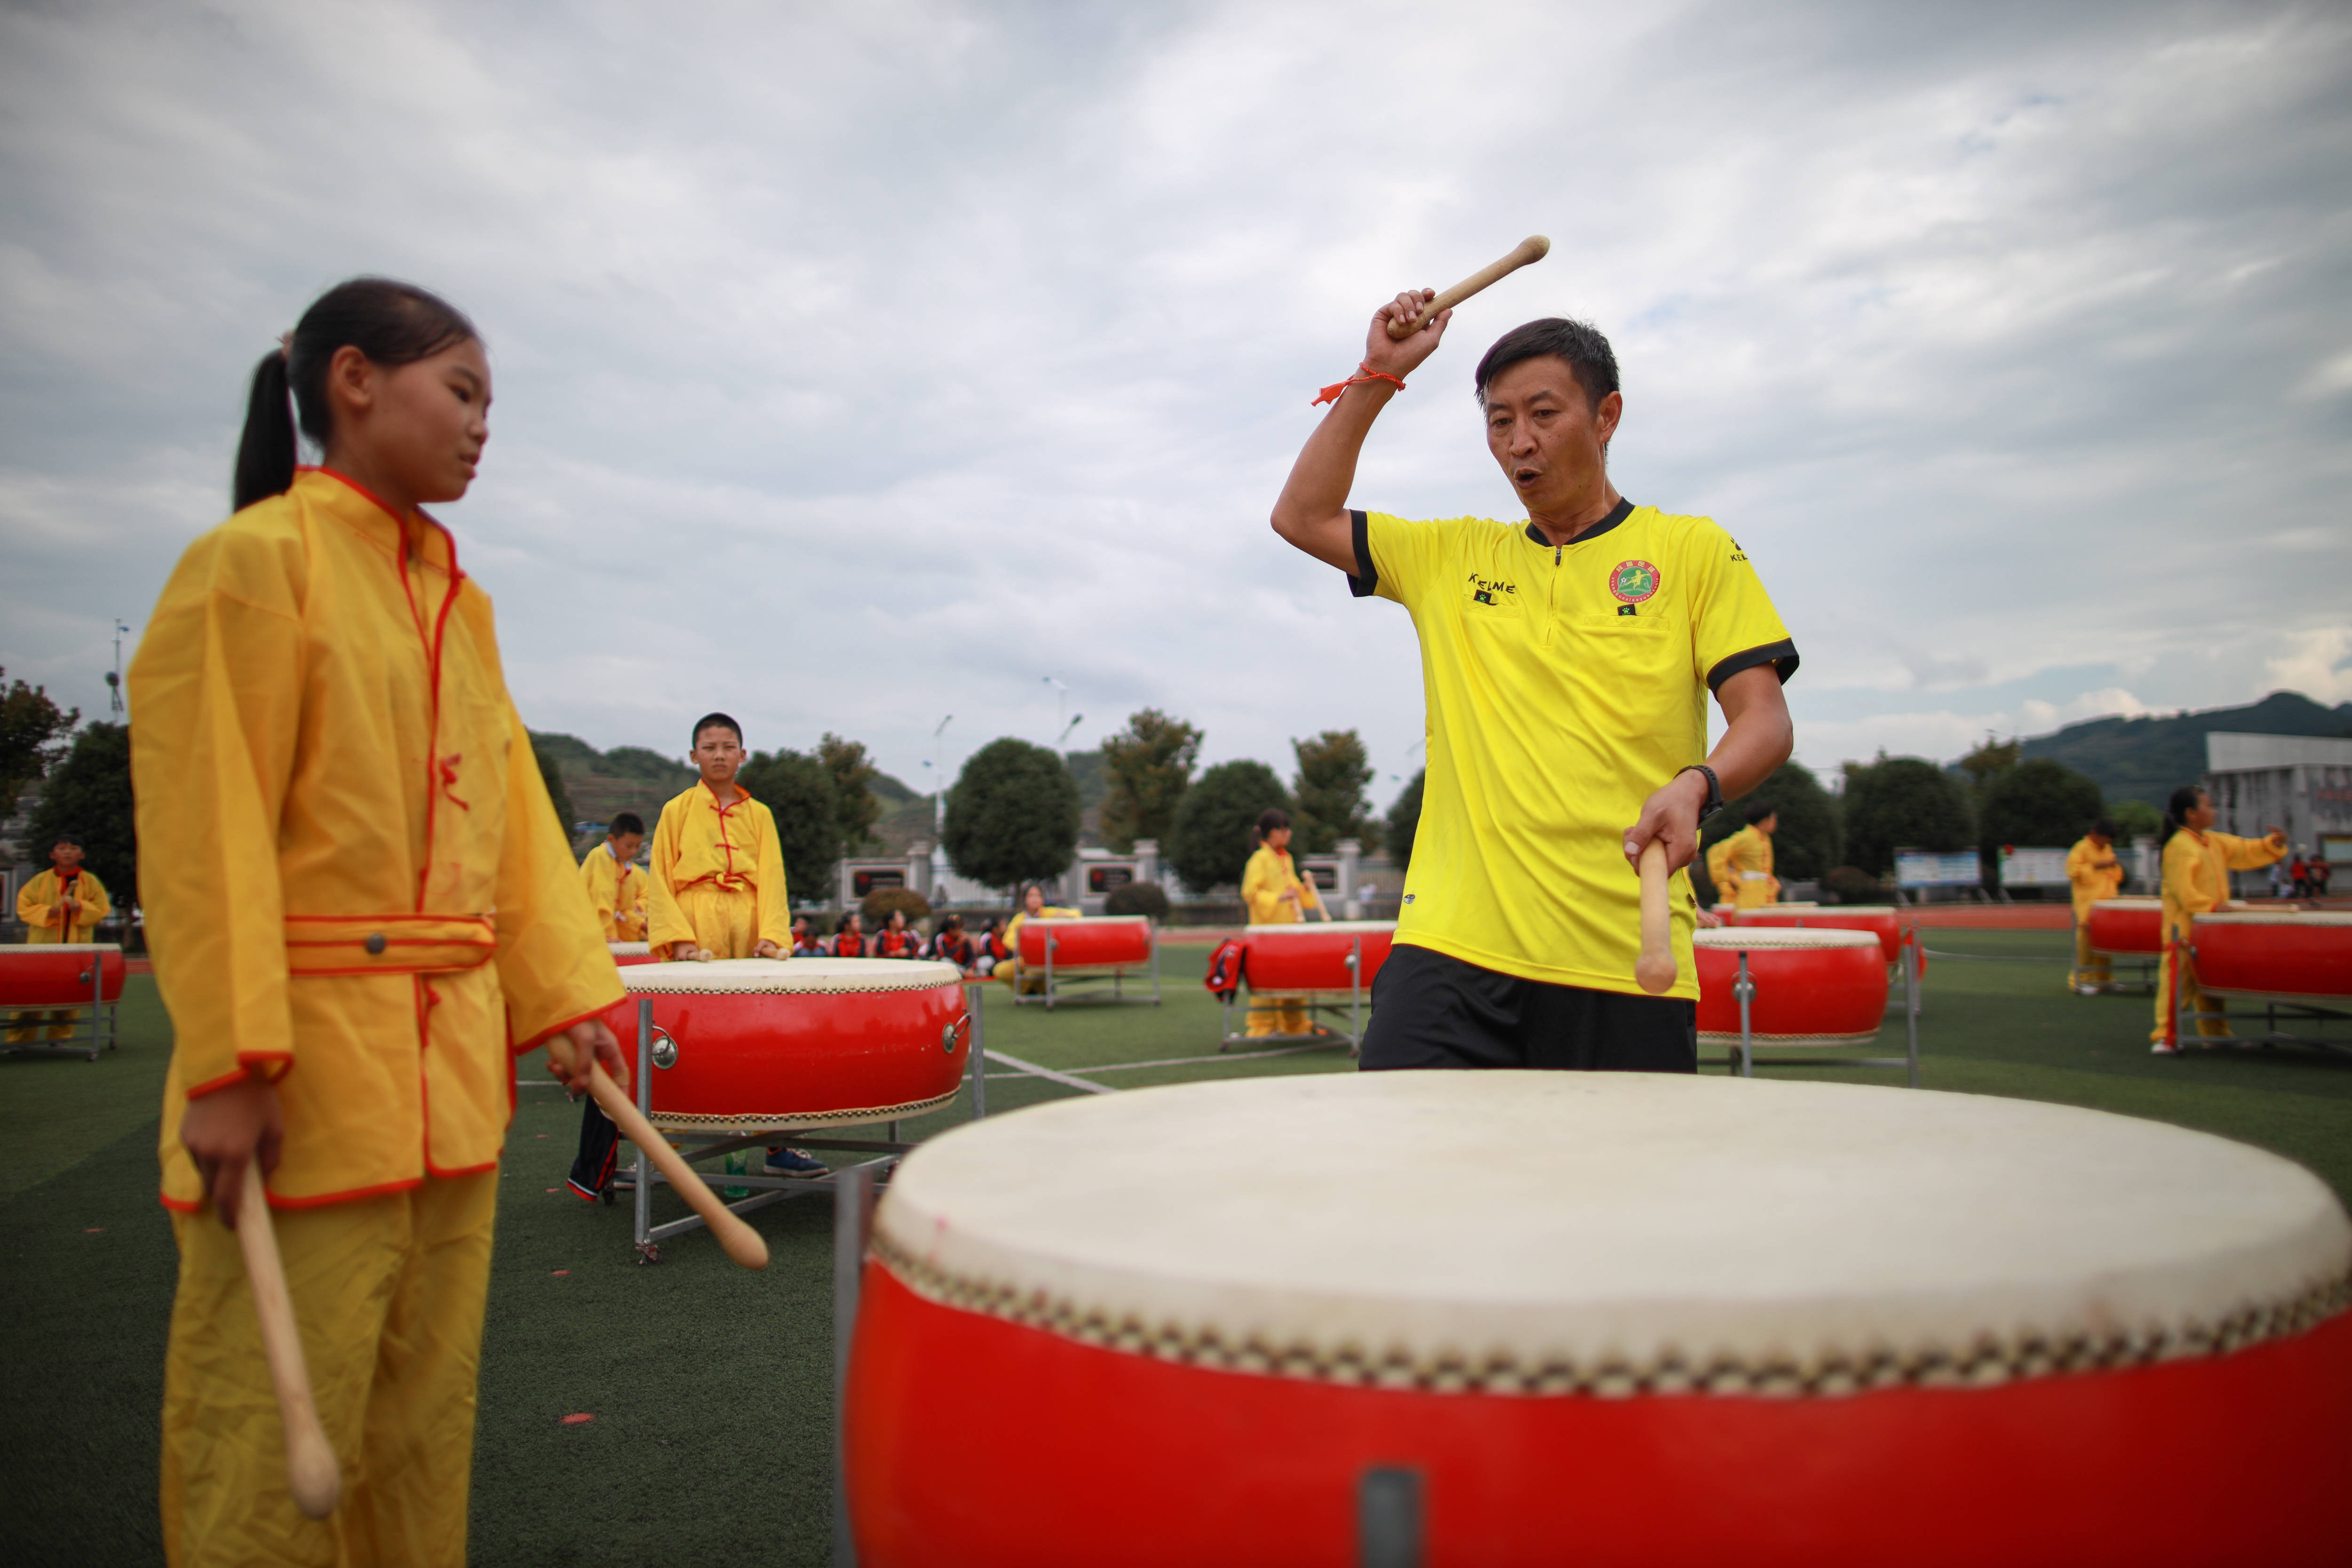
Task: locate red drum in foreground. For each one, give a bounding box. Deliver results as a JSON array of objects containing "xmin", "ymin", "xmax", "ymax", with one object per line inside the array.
[
  {"xmin": 2194, "ymin": 911, "xmax": 2352, "ymax": 1003},
  {"xmin": 1020, "ymin": 915, "xmax": 1152, "ymax": 970},
  {"xmin": 0, "ymin": 943, "xmax": 127, "ymax": 1006},
  {"xmin": 847, "ymin": 1074, "xmax": 2352, "ymax": 1566},
  {"xmin": 1240, "ymin": 920, "xmax": 1395, "ymax": 992},
  {"xmin": 1694, "ymin": 927, "xmax": 1888, "ymax": 1047},
  {"xmin": 608, "ymin": 941, "xmax": 658, "ymax": 968},
  {"xmin": 1733, "ymin": 903, "xmax": 1906, "ymax": 966},
  {"xmin": 2088, "ymin": 897, "xmax": 2164, "ymax": 957},
  {"xmin": 607, "ymin": 958, "xmax": 968, "ymax": 1133}
]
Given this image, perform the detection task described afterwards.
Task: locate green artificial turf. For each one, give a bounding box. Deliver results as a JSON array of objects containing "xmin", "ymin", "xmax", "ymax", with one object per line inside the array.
[{"xmin": 4, "ymin": 938, "xmax": 2348, "ymax": 1565}]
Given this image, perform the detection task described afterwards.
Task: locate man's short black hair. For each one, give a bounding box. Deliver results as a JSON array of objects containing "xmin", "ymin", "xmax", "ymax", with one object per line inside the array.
[
  {"xmin": 52, "ymin": 832, "xmax": 84, "ymax": 849},
  {"xmin": 690, "ymin": 712, "xmax": 742, "ymax": 747},
  {"xmin": 2091, "ymin": 817, "xmax": 2118, "ymax": 840},
  {"xmin": 609, "ymin": 812, "xmax": 644, "ymax": 837},
  {"xmin": 1473, "ymin": 318, "xmax": 1621, "ymax": 415},
  {"xmin": 1744, "ymin": 799, "xmax": 1778, "ymax": 826},
  {"xmin": 1255, "ymin": 807, "xmax": 1291, "ymax": 840}
]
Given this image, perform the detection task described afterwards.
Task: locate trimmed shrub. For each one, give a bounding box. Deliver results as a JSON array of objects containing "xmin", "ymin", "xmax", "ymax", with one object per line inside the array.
[
  {"xmin": 944, "ymin": 738, "xmax": 1081, "ymax": 896},
  {"xmin": 861, "ymin": 886, "xmax": 933, "ymax": 925},
  {"xmin": 1822, "ymin": 866, "xmax": 1885, "ymax": 905},
  {"xmin": 1104, "ymin": 881, "xmax": 1170, "ymax": 920}
]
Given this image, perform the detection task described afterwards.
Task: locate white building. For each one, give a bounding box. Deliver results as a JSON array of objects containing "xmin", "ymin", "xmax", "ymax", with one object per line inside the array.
[{"xmin": 2204, "ymin": 733, "xmax": 2352, "ymax": 885}]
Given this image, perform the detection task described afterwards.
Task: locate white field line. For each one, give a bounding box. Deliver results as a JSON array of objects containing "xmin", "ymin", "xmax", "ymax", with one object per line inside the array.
[{"xmin": 985, "ymin": 1041, "xmax": 1337, "ymax": 1080}]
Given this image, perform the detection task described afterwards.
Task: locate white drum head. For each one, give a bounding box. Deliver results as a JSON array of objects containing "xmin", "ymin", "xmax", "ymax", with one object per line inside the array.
[
  {"xmin": 1741, "ymin": 902, "xmax": 1822, "ymax": 912},
  {"xmin": 0, "ymin": 942, "xmax": 121, "ymax": 955},
  {"xmin": 2197, "ymin": 911, "xmax": 2348, "ymax": 927},
  {"xmin": 876, "ymin": 1074, "xmax": 2351, "ymax": 1396},
  {"xmin": 2092, "ymin": 897, "xmax": 2161, "ymax": 908},
  {"xmin": 1244, "ymin": 921, "xmax": 1396, "ymax": 936},
  {"xmin": 622, "ymin": 956, "xmax": 961, "ymax": 995},
  {"xmin": 1696, "ymin": 927, "xmax": 1880, "ymax": 951},
  {"xmin": 608, "ymin": 941, "xmax": 651, "ymax": 956}
]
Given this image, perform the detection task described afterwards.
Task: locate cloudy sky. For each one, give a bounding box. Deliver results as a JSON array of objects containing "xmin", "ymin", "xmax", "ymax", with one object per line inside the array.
[{"xmin": 4, "ymin": 0, "xmax": 2348, "ymax": 809}]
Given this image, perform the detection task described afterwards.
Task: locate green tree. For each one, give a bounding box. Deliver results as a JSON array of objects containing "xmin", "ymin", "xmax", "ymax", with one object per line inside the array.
[
  {"xmin": 1979, "ymin": 759, "xmax": 2104, "ymax": 853},
  {"xmin": 1291, "ymin": 729, "xmax": 1382, "ymax": 854},
  {"xmin": 1385, "ymin": 769, "xmax": 1426, "ymax": 873},
  {"xmin": 1697, "ymin": 760, "xmax": 1840, "ymax": 896},
  {"xmin": 1955, "ymin": 734, "xmax": 2021, "ymax": 804},
  {"xmin": 1099, "ymin": 708, "xmax": 1200, "ymax": 852},
  {"xmin": 739, "ymin": 748, "xmax": 842, "ymax": 903},
  {"xmin": 2110, "ymin": 799, "xmax": 2163, "ymax": 842},
  {"xmin": 1168, "ymin": 759, "xmax": 1288, "ymax": 893},
  {"xmin": 0, "ymin": 669, "xmax": 78, "ymax": 822},
  {"xmin": 531, "ymin": 737, "xmax": 577, "ymax": 835},
  {"xmin": 944, "ymin": 738, "xmax": 1081, "ymax": 897},
  {"xmin": 27, "ymin": 723, "xmax": 135, "ymax": 907},
  {"xmin": 820, "ymin": 733, "xmax": 883, "ymax": 854},
  {"xmin": 1841, "ymin": 756, "xmax": 1973, "ymax": 878}
]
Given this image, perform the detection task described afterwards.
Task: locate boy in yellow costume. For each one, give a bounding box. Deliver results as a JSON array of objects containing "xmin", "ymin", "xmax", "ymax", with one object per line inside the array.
[
  {"xmin": 1715, "ymin": 801, "xmax": 1781, "ymax": 910},
  {"xmin": 2151, "ymin": 785, "xmax": 2284, "ymax": 1052},
  {"xmin": 2065, "ymin": 817, "xmax": 2125, "ymax": 994},
  {"xmin": 1241, "ymin": 807, "xmax": 1324, "ymax": 1035},
  {"xmin": 579, "ymin": 811, "xmax": 649, "ymax": 941},
  {"xmin": 997, "ymin": 881, "xmax": 1081, "ymax": 995},
  {"xmin": 131, "ymin": 279, "xmax": 628, "ymax": 1566},
  {"xmin": 9, "ymin": 832, "xmax": 115, "ymax": 1042}
]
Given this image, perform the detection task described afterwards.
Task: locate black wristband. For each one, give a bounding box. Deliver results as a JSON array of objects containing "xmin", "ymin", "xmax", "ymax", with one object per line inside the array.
[{"xmin": 1677, "ymin": 764, "xmax": 1723, "ymax": 823}]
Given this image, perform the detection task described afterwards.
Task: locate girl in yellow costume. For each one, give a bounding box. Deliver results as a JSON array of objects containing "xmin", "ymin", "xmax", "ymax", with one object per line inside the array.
[
  {"xmin": 1241, "ymin": 808, "xmax": 1324, "ymax": 1035},
  {"xmin": 8, "ymin": 832, "xmax": 115, "ymax": 1042},
  {"xmin": 2151, "ymin": 785, "xmax": 2284, "ymax": 1053},
  {"xmin": 997, "ymin": 881, "xmax": 1080, "ymax": 995},
  {"xmin": 1715, "ymin": 800, "xmax": 1781, "ymax": 910},
  {"xmin": 131, "ymin": 279, "xmax": 628, "ymax": 1567}
]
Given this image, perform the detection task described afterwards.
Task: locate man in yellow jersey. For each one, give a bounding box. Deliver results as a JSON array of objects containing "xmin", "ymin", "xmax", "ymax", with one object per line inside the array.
[
  {"xmin": 2151, "ymin": 786, "xmax": 2285, "ymax": 1053},
  {"xmin": 9, "ymin": 832, "xmax": 115, "ymax": 1042},
  {"xmin": 1273, "ymin": 306, "xmax": 1796, "ymax": 1070},
  {"xmin": 578, "ymin": 811, "xmax": 649, "ymax": 942},
  {"xmin": 1714, "ymin": 801, "xmax": 1782, "ymax": 910},
  {"xmin": 2065, "ymin": 817, "xmax": 2125, "ymax": 995},
  {"xmin": 1241, "ymin": 808, "xmax": 1325, "ymax": 1035}
]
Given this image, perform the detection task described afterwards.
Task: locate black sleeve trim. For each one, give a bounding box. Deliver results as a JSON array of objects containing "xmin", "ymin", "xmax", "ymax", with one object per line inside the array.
[
  {"xmin": 1346, "ymin": 509, "xmax": 1377, "ymax": 598},
  {"xmin": 1707, "ymin": 639, "xmax": 1799, "ymax": 694}
]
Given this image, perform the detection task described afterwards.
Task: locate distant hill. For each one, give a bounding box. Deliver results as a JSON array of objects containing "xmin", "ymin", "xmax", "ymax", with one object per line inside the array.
[
  {"xmin": 872, "ymin": 770, "xmax": 918, "ymax": 805},
  {"xmin": 2018, "ymin": 691, "xmax": 2352, "ymax": 807},
  {"xmin": 528, "ymin": 731, "xmax": 695, "ymax": 842}
]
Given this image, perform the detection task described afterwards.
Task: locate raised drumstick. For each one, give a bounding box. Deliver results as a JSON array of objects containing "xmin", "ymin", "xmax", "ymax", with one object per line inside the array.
[
  {"xmin": 1634, "ymin": 839, "xmax": 1677, "ymax": 995},
  {"xmin": 587, "ymin": 1064, "xmax": 771, "ymax": 1270},
  {"xmin": 234, "ymin": 1162, "xmax": 342, "ymax": 1520},
  {"xmin": 1386, "ymin": 235, "xmax": 1551, "ymax": 339}
]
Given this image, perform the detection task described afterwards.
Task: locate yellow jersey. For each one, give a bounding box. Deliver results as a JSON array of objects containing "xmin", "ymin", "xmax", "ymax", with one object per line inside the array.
[{"xmin": 1353, "ymin": 499, "xmax": 1795, "ymax": 997}]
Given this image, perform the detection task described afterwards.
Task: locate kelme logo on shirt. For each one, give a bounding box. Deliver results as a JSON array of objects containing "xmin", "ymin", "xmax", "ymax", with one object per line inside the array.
[
  {"xmin": 1609, "ymin": 559, "xmax": 1660, "ymax": 604},
  {"xmin": 1465, "ymin": 571, "xmax": 1517, "ymax": 606}
]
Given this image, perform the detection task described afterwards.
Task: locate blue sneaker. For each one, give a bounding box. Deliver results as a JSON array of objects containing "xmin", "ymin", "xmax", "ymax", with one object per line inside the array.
[{"xmin": 761, "ymin": 1146, "xmax": 829, "ymax": 1179}]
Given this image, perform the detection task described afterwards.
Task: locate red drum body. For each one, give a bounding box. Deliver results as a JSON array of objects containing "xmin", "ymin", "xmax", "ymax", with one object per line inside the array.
[
  {"xmin": 1694, "ymin": 928, "xmax": 1888, "ymax": 1045},
  {"xmin": 2088, "ymin": 898, "xmax": 2164, "ymax": 956},
  {"xmin": 1734, "ymin": 904, "xmax": 1906, "ymax": 966},
  {"xmin": 608, "ymin": 941, "xmax": 658, "ymax": 968},
  {"xmin": 0, "ymin": 943, "xmax": 126, "ymax": 1006},
  {"xmin": 1241, "ymin": 921, "xmax": 1394, "ymax": 992},
  {"xmin": 2194, "ymin": 912, "xmax": 2352, "ymax": 1002},
  {"xmin": 1020, "ymin": 915, "xmax": 1152, "ymax": 969},
  {"xmin": 847, "ymin": 1075, "xmax": 2352, "ymax": 1566},
  {"xmin": 606, "ymin": 958, "xmax": 968, "ymax": 1132}
]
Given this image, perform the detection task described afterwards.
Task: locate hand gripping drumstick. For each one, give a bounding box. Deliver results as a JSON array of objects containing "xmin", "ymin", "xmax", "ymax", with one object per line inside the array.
[
  {"xmin": 1386, "ymin": 235, "xmax": 1551, "ymax": 339},
  {"xmin": 1634, "ymin": 839, "xmax": 1677, "ymax": 995},
  {"xmin": 586, "ymin": 1063, "xmax": 771, "ymax": 1270},
  {"xmin": 234, "ymin": 1162, "xmax": 342, "ymax": 1520}
]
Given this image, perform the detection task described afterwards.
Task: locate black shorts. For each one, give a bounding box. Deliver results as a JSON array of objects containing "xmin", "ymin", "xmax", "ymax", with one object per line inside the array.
[{"xmin": 1359, "ymin": 942, "xmax": 1696, "ymax": 1073}]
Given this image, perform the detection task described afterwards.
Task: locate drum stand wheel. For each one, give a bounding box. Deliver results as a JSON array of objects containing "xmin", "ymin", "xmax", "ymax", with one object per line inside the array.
[{"xmin": 635, "ymin": 1241, "xmax": 661, "ymax": 1266}]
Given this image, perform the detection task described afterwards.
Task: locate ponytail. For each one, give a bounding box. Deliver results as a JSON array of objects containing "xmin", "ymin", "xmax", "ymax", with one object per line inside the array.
[
  {"xmin": 2159, "ymin": 785, "xmax": 2204, "ymax": 849},
  {"xmin": 232, "ymin": 349, "xmax": 298, "ymax": 510}
]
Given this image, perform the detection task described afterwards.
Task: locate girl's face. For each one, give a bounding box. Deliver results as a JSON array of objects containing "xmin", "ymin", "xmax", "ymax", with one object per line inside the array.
[
  {"xmin": 1024, "ymin": 887, "xmax": 1044, "ymax": 914},
  {"xmin": 326, "ymin": 337, "xmax": 492, "ymax": 505},
  {"xmin": 1265, "ymin": 826, "xmax": 1292, "ymax": 852}
]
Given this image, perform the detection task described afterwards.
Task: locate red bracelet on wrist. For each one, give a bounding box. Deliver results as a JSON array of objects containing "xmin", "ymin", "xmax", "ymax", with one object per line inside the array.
[{"xmin": 1312, "ymin": 362, "xmax": 1406, "ymax": 407}]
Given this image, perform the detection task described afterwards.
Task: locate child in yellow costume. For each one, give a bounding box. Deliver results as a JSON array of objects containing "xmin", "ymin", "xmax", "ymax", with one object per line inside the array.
[
  {"xmin": 1703, "ymin": 832, "xmax": 1737, "ymax": 909},
  {"xmin": 998, "ymin": 881, "xmax": 1081, "ymax": 995},
  {"xmin": 2065, "ymin": 817, "xmax": 2125, "ymax": 994},
  {"xmin": 1240, "ymin": 807, "xmax": 1325, "ymax": 1035},
  {"xmin": 1716, "ymin": 801, "xmax": 1781, "ymax": 910},
  {"xmin": 2150, "ymin": 785, "xmax": 2284, "ymax": 1053},
  {"xmin": 644, "ymin": 714, "xmax": 824, "ymax": 1179},
  {"xmin": 8, "ymin": 832, "xmax": 115, "ymax": 1041},
  {"xmin": 131, "ymin": 279, "xmax": 628, "ymax": 1568},
  {"xmin": 578, "ymin": 811, "xmax": 649, "ymax": 942}
]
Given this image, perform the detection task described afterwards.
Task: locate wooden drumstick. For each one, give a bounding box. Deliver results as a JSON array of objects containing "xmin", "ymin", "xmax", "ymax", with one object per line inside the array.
[
  {"xmin": 586, "ymin": 1064, "xmax": 770, "ymax": 1270},
  {"xmin": 234, "ymin": 1162, "xmax": 342, "ymax": 1520},
  {"xmin": 1634, "ymin": 839, "xmax": 1677, "ymax": 995},
  {"xmin": 1386, "ymin": 235, "xmax": 1551, "ymax": 339}
]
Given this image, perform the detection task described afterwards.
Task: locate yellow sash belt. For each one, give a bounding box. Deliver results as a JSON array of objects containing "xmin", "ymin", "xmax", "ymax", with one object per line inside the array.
[{"xmin": 283, "ymin": 914, "xmax": 497, "ymax": 977}]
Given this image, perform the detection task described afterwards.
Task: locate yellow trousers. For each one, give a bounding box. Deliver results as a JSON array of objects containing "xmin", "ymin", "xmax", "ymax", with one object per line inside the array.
[
  {"xmin": 671, "ymin": 882, "xmax": 758, "ymax": 959},
  {"xmin": 162, "ymin": 1173, "xmax": 497, "ymax": 1567},
  {"xmin": 5, "ymin": 1006, "xmax": 85, "ymax": 1042},
  {"xmin": 2070, "ymin": 921, "xmax": 2111, "ymax": 989},
  {"xmin": 1245, "ymin": 996, "xmax": 1310, "ymax": 1036},
  {"xmin": 1732, "ymin": 876, "xmax": 1778, "ymax": 910},
  {"xmin": 2152, "ymin": 942, "xmax": 2230, "ymax": 1044}
]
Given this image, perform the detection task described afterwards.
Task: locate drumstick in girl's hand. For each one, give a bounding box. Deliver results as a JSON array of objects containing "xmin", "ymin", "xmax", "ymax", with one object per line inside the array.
[
  {"xmin": 586, "ymin": 1064, "xmax": 771, "ymax": 1270},
  {"xmin": 1387, "ymin": 235, "xmax": 1551, "ymax": 339},
  {"xmin": 1634, "ymin": 839, "xmax": 1677, "ymax": 995},
  {"xmin": 234, "ymin": 1162, "xmax": 342, "ymax": 1520}
]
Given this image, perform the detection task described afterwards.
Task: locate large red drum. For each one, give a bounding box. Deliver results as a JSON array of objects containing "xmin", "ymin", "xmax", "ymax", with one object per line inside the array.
[
  {"xmin": 1020, "ymin": 915, "xmax": 1152, "ymax": 970},
  {"xmin": 1694, "ymin": 927, "xmax": 1888, "ymax": 1046},
  {"xmin": 2088, "ymin": 898, "xmax": 2164, "ymax": 957},
  {"xmin": 2194, "ymin": 912, "xmax": 2352, "ymax": 1002},
  {"xmin": 606, "ymin": 958, "xmax": 968, "ymax": 1132},
  {"xmin": 846, "ymin": 1074, "xmax": 2352, "ymax": 1566},
  {"xmin": 608, "ymin": 941, "xmax": 658, "ymax": 968},
  {"xmin": 1240, "ymin": 921, "xmax": 1395, "ymax": 992},
  {"xmin": 0, "ymin": 943, "xmax": 127, "ymax": 1006},
  {"xmin": 1733, "ymin": 903, "xmax": 1907, "ymax": 966}
]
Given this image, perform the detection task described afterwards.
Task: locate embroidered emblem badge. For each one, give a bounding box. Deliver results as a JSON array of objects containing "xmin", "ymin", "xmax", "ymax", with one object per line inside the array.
[{"xmin": 1608, "ymin": 559, "xmax": 1660, "ymax": 604}]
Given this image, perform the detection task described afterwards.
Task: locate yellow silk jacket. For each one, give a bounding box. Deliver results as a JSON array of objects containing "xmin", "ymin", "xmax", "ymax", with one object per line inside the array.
[
  {"xmin": 17, "ymin": 868, "xmax": 112, "ymax": 943},
  {"xmin": 2160, "ymin": 828, "xmax": 2284, "ymax": 938},
  {"xmin": 579, "ymin": 843, "xmax": 649, "ymax": 941},
  {"xmin": 645, "ymin": 782, "xmax": 792, "ymax": 953},
  {"xmin": 129, "ymin": 469, "xmax": 623, "ymax": 1211},
  {"xmin": 2065, "ymin": 836, "xmax": 2125, "ymax": 918},
  {"xmin": 1242, "ymin": 844, "xmax": 1321, "ymax": 926}
]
